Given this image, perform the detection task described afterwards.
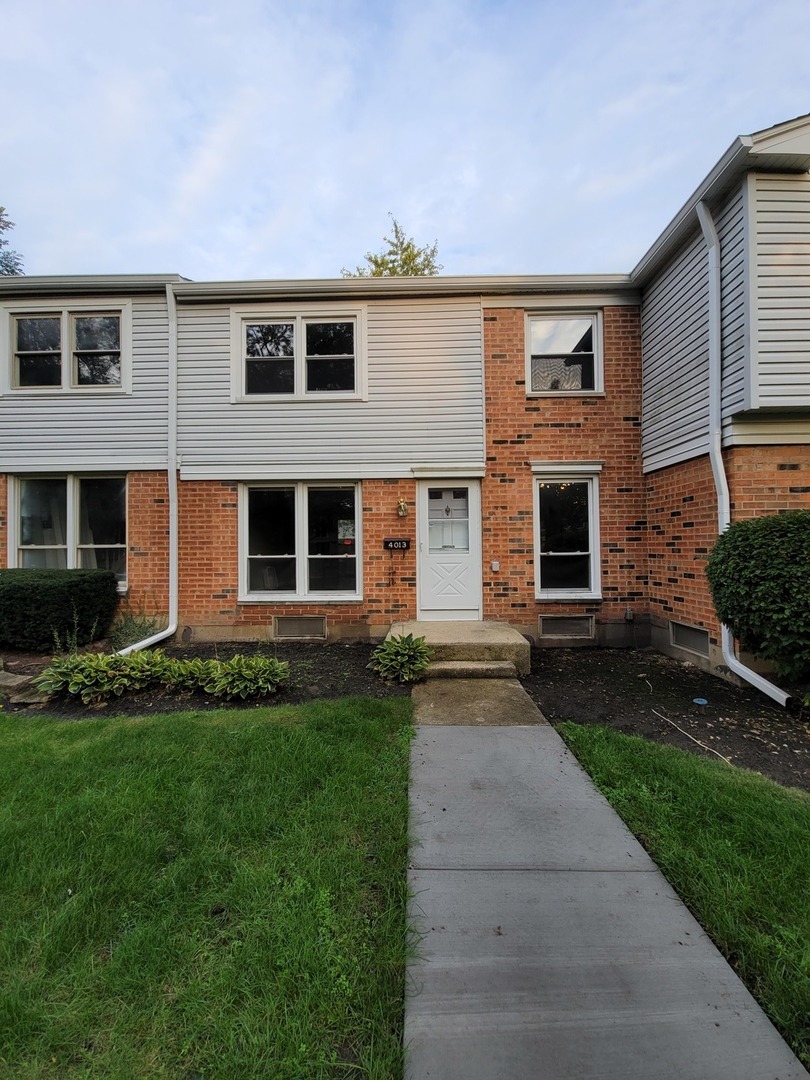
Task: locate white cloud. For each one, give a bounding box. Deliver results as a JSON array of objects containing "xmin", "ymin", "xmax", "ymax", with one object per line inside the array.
[{"xmin": 3, "ymin": 0, "xmax": 810, "ymax": 278}]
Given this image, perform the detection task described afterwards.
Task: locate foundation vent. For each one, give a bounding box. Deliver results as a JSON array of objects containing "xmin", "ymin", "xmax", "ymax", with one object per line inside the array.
[
  {"xmin": 670, "ymin": 621, "xmax": 710, "ymax": 658},
  {"xmin": 274, "ymin": 616, "xmax": 327, "ymax": 641},
  {"xmin": 539, "ymin": 615, "xmax": 595, "ymax": 640}
]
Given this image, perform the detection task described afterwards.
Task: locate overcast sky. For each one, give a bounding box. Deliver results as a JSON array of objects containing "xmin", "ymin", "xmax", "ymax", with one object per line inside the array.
[{"xmin": 3, "ymin": 0, "xmax": 810, "ymax": 281}]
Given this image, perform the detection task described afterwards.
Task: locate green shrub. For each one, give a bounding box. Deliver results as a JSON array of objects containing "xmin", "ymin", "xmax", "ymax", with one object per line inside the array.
[
  {"xmin": 368, "ymin": 634, "xmax": 431, "ymax": 683},
  {"xmin": 204, "ymin": 655, "xmax": 290, "ymax": 700},
  {"xmin": 0, "ymin": 569, "xmax": 118, "ymax": 651},
  {"xmin": 706, "ymin": 510, "xmax": 810, "ymax": 680},
  {"xmin": 34, "ymin": 649, "xmax": 289, "ymax": 705}
]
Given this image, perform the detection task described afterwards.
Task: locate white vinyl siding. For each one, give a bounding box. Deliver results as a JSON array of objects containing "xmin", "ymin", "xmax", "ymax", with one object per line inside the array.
[
  {"xmin": 750, "ymin": 173, "xmax": 810, "ymax": 408},
  {"xmin": 0, "ymin": 295, "xmax": 170, "ymax": 470},
  {"xmin": 717, "ymin": 183, "xmax": 748, "ymax": 418},
  {"xmin": 641, "ymin": 229, "xmax": 710, "ymax": 472},
  {"xmin": 177, "ymin": 298, "xmax": 484, "ymax": 478}
]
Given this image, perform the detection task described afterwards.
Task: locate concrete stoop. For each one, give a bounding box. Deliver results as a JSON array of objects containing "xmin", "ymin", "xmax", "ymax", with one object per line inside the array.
[
  {"xmin": 427, "ymin": 660, "xmax": 517, "ymax": 679},
  {"xmin": 387, "ymin": 620, "xmax": 531, "ymax": 676}
]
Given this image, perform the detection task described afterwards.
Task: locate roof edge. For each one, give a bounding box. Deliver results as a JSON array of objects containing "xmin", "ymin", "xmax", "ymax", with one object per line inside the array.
[
  {"xmin": 171, "ymin": 273, "xmax": 634, "ymax": 302},
  {"xmin": 0, "ymin": 274, "xmax": 188, "ymax": 297}
]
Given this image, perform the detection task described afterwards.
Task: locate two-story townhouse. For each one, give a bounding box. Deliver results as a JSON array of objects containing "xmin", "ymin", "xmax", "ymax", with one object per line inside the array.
[
  {"xmin": 0, "ymin": 275, "xmax": 178, "ymax": 620},
  {"xmin": 2, "ymin": 113, "xmax": 810, "ymax": 689}
]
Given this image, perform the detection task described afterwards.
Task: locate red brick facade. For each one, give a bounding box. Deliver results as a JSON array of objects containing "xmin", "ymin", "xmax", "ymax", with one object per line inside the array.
[
  {"xmin": 646, "ymin": 446, "xmax": 810, "ymax": 648},
  {"xmin": 126, "ymin": 471, "xmax": 171, "ymax": 617},
  {"xmin": 176, "ymin": 478, "xmax": 419, "ymax": 637},
  {"xmin": 481, "ymin": 306, "xmax": 646, "ymax": 641}
]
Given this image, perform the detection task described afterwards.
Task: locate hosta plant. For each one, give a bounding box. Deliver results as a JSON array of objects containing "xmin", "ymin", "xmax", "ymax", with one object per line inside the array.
[
  {"xmin": 368, "ymin": 634, "xmax": 431, "ymax": 683},
  {"xmin": 204, "ymin": 655, "xmax": 290, "ymax": 700}
]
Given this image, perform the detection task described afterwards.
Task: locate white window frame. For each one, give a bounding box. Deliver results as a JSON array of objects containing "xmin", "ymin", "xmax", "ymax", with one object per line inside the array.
[
  {"xmin": 230, "ymin": 304, "xmax": 367, "ymax": 402},
  {"xmin": 532, "ymin": 462, "xmax": 602, "ymax": 600},
  {"xmin": 0, "ymin": 299, "xmax": 133, "ymax": 395},
  {"xmin": 239, "ymin": 481, "xmax": 362, "ymax": 602},
  {"xmin": 525, "ymin": 310, "xmax": 603, "ymax": 396},
  {"xmin": 7, "ymin": 474, "xmax": 128, "ymax": 591}
]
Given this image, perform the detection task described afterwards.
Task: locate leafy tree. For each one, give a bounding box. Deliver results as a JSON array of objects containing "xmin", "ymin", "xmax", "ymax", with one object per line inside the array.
[
  {"xmin": 342, "ymin": 215, "xmax": 442, "ymax": 277},
  {"xmin": 0, "ymin": 206, "xmax": 24, "ymax": 275},
  {"xmin": 706, "ymin": 510, "xmax": 810, "ymax": 680}
]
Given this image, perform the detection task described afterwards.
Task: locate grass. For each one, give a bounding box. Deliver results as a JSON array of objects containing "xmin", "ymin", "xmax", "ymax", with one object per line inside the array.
[
  {"xmin": 0, "ymin": 697, "xmax": 413, "ymax": 1079},
  {"xmin": 558, "ymin": 722, "xmax": 810, "ymax": 1067}
]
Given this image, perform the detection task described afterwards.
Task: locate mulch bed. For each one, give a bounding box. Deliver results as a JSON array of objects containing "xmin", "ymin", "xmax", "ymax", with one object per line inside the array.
[{"xmin": 2, "ymin": 642, "xmax": 808, "ymax": 793}]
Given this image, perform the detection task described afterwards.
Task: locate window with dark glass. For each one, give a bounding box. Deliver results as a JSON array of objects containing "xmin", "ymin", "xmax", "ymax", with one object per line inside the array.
[
  {"xmin": 17, "ymin": 475, "xmax": 126, "ymax": 581},
  {"xmin": 529, "ymin": 316, "xmax": 596, "ymax": 392},
  {"xmin": 245, "ymin": 323, "xmax": 295, "ymax": 394},
  {"xmin": 73, "ymin": 315, "xmax": 121, "ymax": 385},
  {"xmin": 242, "ymin": 316, "xmax": 356, "ymax": 396},
  {"xmin": 246, "ymin": 483, "xmax": 358, "ymax": 595},
  {"xmin": 14, "ymin": 316, "xmax": 62, "ymax": 387},
  {"xmin": 305, "ymin": 321, "xmax": 355, "ymax": 392},
  {"xmin": 537, "ymin": 481, "xmax": 591, "ymax": 591},
  {"xmin": 13, "ymin": 311, "xmax": 122, "ymax": 388}
]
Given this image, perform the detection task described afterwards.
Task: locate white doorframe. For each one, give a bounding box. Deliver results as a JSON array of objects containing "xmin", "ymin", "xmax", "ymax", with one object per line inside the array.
[{"xmin": 417, "ymin": 479, "xmax": 482, "ymax": 620}]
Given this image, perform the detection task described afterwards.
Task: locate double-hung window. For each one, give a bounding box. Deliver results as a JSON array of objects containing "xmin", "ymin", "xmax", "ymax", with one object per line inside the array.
[
  {"xmin": 4, "ymin": 301, "xmax": 131, "ymax": 392},
  {"xmin": 13, "ymin": 475, "xmax": 127, "ymax": 584},
  {"xmin": 233, "ymin": 307, "xmax": 365, "ymax": 400},
  {"xmin": 526, "ymin": 312, "xmax": 602, "ymax": 394},
  {"xmin": 241, "ymin": 482, "xmax": 361, "ymax": 599},
  {"xmin": 532, "ymin": 463, "xmax": 601, "ymax": 599}
]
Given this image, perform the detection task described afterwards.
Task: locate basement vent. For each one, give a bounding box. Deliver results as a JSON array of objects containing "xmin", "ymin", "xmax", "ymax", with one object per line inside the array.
[
  {"xmin": 669, "ymin": 621, "xmax": 710, "ymax": 658},
  {"xmin": 274, "ymin": 616, "xmax": 327, "ymax": 641},
  {"xmin": 539, "ymin": 615, "xmax": 595, "ymax": 640}
]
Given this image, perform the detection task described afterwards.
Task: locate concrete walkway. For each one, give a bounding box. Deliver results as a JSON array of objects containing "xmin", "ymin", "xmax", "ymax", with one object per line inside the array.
[{"xmin": 405, "ymin": 679, "xmax": 807, "ymax": 1079}]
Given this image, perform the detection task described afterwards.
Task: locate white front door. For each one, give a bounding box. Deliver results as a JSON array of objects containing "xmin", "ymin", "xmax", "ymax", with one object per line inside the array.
[{"xmin": 417, "ymin": 480, "xmax": 482, "ymax": 620}]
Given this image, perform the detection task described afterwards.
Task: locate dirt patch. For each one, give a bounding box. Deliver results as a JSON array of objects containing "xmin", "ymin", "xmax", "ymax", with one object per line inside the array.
[
  {"xmin": 2, "ymin": 641, "xmax": 808, "ymax": 793},
  {"xmin": 520, "ymin": 648, "xmax": 810, "ymax": 794}
]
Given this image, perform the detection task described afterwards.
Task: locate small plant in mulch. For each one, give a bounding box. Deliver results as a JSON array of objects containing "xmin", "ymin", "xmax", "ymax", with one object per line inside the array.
[
  {"xmin": 368, "ymin": 634, "xmax": 431, "ymax": 684},
  {"xmin": 34, "ymin": 649, "xmax": 289, "ymax": 706}
]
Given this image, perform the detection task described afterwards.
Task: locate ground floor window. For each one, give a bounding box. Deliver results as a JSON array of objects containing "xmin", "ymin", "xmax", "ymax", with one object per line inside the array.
[
  {"xmin": 532, "ymin": 464, "xmax": 601, "ymax": 599},
  {"xmin": 241, "ymin": 482, "xmax": 360, "ymax": 599},
  {"xmin": 13, "ymin": 475, "xmax": 127, "ymax": 583}
]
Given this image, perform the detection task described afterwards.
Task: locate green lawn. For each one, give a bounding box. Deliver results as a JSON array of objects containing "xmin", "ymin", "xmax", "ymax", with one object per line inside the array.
[
  {"xmin": 0, "ymin": 698, "xmax": 413, "ymax": 1079},
  {"xmin": 559, "ymin": 723, "xmax": 810, "ymax": 1068}
]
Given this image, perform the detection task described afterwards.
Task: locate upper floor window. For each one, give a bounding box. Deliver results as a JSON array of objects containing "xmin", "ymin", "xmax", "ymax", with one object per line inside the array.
[
  {"xmin": 2, "ymin": 301, "xmax": 131, "ymax": 393},
  {"xmin": 232, "ymin": 307, "xmax": 366, "ymax": 401},
  {"xmin": 526, "ymin": 313, "xmax": 602, "ymax": 394}
]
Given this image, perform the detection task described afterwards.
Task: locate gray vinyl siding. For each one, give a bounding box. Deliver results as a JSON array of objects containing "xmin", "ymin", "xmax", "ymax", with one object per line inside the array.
[
  {"xmin": 717, "ymin": 183, "xmax": 748, "ymax": 418},
  {"xmin": 0, "ymin": 294, "xmax": 170, "ymax": 470},
  {"xmin": 176, "ymin": 298, "xmax": 484, "ymax": 478},
  {"xmin": 641, "ymin": 229, "xmax": 710, "ymax": 472},
  {"xmin": 751, "ymin": 173, "xmax": 810, "ymax": 408}
]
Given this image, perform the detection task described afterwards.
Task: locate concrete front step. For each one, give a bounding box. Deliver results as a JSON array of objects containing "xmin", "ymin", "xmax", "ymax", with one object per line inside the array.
[
  {"xmin": 388, "ymin": 620, "xmax": 531, "ymax": 675},
  {"xmin": 427, "ymin": 660, "xmax": 518, "ymax": 680}
]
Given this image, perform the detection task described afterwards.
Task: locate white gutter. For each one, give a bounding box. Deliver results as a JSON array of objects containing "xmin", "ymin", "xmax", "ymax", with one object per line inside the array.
[
  {"xmin": 117, "ymin": 282, "xmax": 179, "ymax": 654},
  {"xmin": 696, "ymin": 200, "xmax": 789, "ymax": 706}
]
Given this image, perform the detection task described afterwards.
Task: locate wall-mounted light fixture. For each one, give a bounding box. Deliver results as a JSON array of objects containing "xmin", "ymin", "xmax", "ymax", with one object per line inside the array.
[{"xmin": 397, "ymin": 497, "xmax": 408, "ymax": 517}]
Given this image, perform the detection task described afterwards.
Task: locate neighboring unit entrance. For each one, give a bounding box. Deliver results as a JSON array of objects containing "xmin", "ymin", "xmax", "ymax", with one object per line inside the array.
[{"xmin": 417, "ymin": 480, "xmax": 482, "ymax": 620}]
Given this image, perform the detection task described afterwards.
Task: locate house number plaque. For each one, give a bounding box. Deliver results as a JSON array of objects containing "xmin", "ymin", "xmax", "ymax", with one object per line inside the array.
[{"xmin": 383, "ymin": 538, "xmax": 411, "ymax": 550}]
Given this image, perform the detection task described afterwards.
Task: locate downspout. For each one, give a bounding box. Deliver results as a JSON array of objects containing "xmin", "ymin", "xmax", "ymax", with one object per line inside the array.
[
  {"xmin": 696, "ymin": 200, "xmax": 789, "ymax": 706},
  {"xmin": 118, "ymin": 282, "xmax": 179, "ymax": 654}
]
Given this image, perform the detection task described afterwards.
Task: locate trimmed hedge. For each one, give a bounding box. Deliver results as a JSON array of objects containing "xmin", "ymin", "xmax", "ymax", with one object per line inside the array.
[
  {"xmin": 0, "ymin": 569, "xmax": 119, "ymax": 651},
  {"xmin": 706, "ymin": 510, "xmax": 810, "ymax": 681}
]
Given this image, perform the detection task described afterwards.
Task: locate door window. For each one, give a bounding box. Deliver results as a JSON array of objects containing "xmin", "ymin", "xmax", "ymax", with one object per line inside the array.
[{"xmin": 428, "ymin": 487, "xmax": 469, "ymax": 552}]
